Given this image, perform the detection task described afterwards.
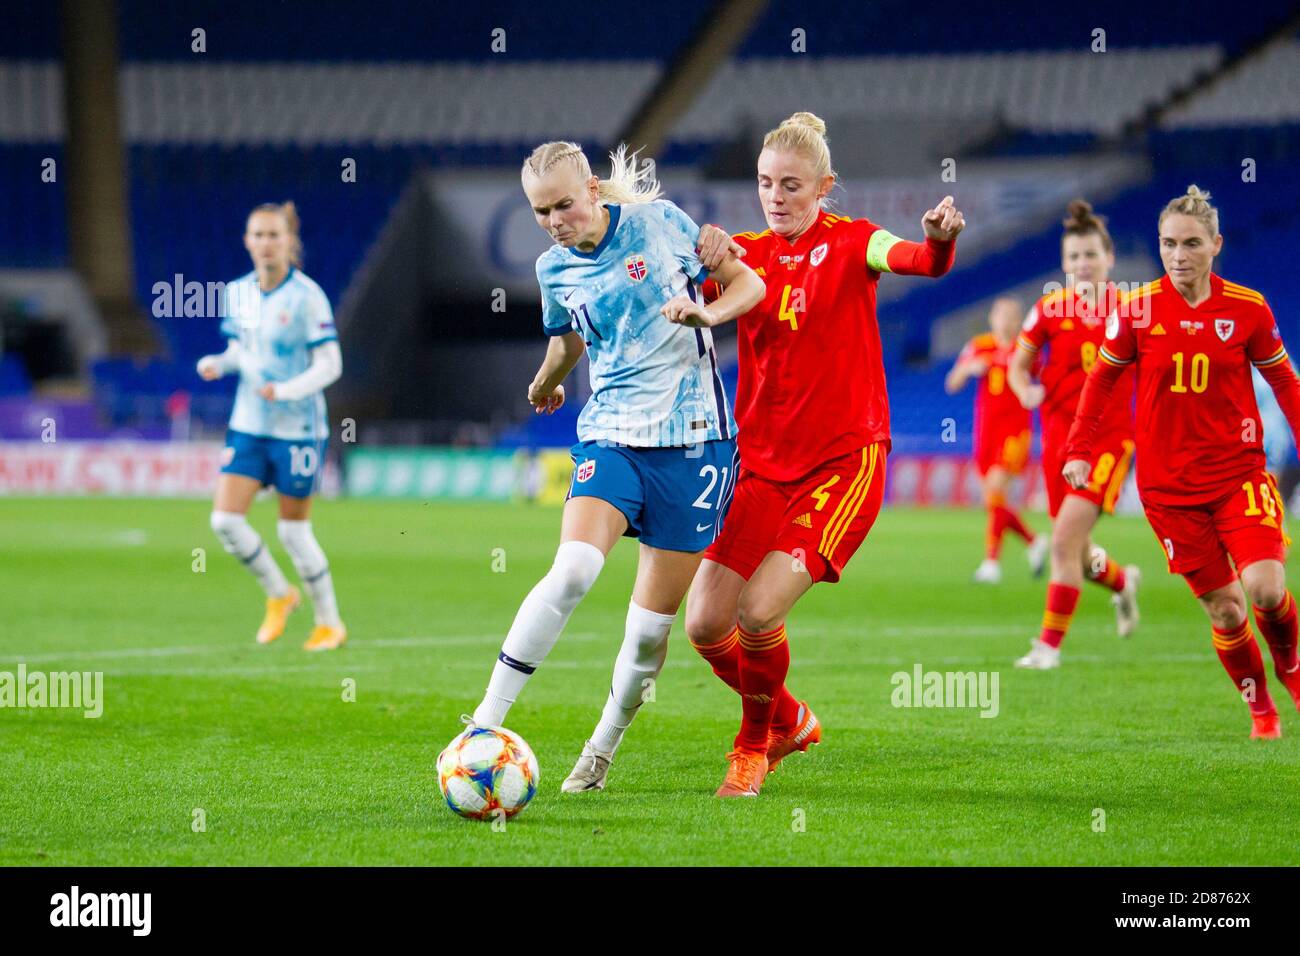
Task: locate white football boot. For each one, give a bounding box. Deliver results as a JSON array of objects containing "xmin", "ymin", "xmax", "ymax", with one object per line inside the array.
[
  {"xmin": 1015, "ymin": 639, "xmax": 1061, "ymax": 670},
  {"xmin": 561, "ymin": 739, "xmax": 614, "ymax": 793},
  {"xmin": 973, "ymin": 559, "xmax": 1003, "ymax": 584},
  {"xmin": 1027, "ymin": 535, "xmax": 1050, "ymax": 578},
  {"xmin": 1112, "ymin": 564, "xmax": 1141, "ymax": 638}
]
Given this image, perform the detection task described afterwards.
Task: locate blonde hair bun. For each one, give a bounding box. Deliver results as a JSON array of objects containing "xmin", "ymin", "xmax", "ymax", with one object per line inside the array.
[
  {"xmin": 780, "ymin": 111, "xmax": 827, "ymax": 137},
  {"xmin": 1159, "ymin": 183, "xmax": 1219, "ymax": 238}
]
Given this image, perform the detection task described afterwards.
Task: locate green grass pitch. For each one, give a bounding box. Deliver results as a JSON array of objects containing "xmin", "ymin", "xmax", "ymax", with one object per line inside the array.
[{"xmin": 2, "ymin": 496, "xmax": 1297, "ymax": 866}]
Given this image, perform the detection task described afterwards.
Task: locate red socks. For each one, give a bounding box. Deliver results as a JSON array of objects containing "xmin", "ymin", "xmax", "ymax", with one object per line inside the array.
[
  {"xmin": 690, "ymin": 626, "xmax": 742, "ymax": 693},
  {"xmin": 691, "ymin": 625, "xmax": 801, "ymax": 733},
  {"xmin": 985, "ymin": 493, "xmax": 1033, "ymax": 559},
  {"xmin": 1212, "ymin": 619, "xmax": 1276, "ymax": 717},
  {"xmin": 1253, "ymin": 592, "xmax": 1299, "ymax": 678},
  {"xmin": 1087, "ymin": 557, "xmax": 1127, "ymax": 593},
  {"xmin": 735, "ymin": 624, "xmax": 791, "ymax": 753},
  {"xmin": 999, "ymin": 505, "xmax": 1034, "ymax": 543},
  {"xmin": 1039, "ymin": 583, "xmax": 1080, "ymax": 649}
]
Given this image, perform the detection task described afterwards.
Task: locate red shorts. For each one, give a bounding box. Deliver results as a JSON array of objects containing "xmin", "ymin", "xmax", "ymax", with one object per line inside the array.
[
  {"xmin": 1042, "ymin": 431, "xmax": 1136, "ymax": 518},
  {"xmin": 705, "ymin": 442, "xmax": 887, "ymax": 584},
  {"xmin": 1142, "ymin": 469, "xmax": 1290, "ymax": 597},
  {"xmin": 975, "ymin": 427, "xmax": 1030, "ymax": 477}
]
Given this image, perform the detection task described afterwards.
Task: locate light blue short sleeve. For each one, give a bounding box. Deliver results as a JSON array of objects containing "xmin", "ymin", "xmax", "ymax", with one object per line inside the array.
[
  {"xmin": 537, "ymin": 259, "xmax": 573, "ymax": 337},
  {"xmin": 303, "ymin": 286, "xmax": 338, "ymax": 347},
  {"xmin": 219, "ymin": 284, "xmax": 239, "ymax": 338},
  {"xmin": 657, "ymin": 201, "xmax": 708, "ymax": 285}
]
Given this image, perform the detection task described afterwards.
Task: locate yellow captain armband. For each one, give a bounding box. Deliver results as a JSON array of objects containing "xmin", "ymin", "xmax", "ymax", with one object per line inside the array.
[{"xmin": 866, "ymin": 229, "xmax": 902, "ymax": 273}]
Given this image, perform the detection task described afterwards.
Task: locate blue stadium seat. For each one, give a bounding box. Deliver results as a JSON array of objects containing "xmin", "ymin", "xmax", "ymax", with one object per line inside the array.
[{"xmin": 0, "ymin": 354, "xmax": 32, "ymax": 396}]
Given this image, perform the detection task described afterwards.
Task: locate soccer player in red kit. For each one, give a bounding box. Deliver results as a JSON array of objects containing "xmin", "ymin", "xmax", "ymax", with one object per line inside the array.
[
  {"xmin": 673, "ymin": 112, "xmax": 965, "ymax": 796},
  {"xmin": 1008, "ymin": 200, "xmax": 1141, "ymax": 669},
  {"xmin": 945, "ymin": 296, "xmax": 1046, "ymax": 585},
  {"xmin": 1065, "ymin": 186, "xmax": 1300, "ymax": 739}
]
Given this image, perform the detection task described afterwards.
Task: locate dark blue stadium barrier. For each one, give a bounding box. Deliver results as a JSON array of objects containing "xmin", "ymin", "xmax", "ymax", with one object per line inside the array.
[
  {"xmin": 0, "ymin": 355, "xmax": 32, "ymax": 396},
  {"xmin": 28, "ymin": 0, "xmax": 1294, "ymax": 63},
  {"xmin": 116, "ymin": 0, "xmax": 707, "ymax": 62},
  {"xmin": 1, "ymin": 5, "xmax": 59, "ymax": 58},
  {"xmin": 736, "ymin": 0, "xmax": 1296, "ymax": 56},
  {"xmin": 0, "ymin": 144, "xmax": 68, "ymax": 268}
]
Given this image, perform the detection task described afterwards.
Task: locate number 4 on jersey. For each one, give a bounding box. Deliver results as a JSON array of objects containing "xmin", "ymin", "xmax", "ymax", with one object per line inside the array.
[{"xmin": 779, "ymin": 285, "xmax": 804, "ymax": 331}]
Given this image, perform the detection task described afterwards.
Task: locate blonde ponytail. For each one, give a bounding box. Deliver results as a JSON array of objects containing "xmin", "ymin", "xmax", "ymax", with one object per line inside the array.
[
  {"xmin": 521, "ymin": 141, "xmax": 661, "ymax": 205},
  {"xmin": 1159, "ymin": 184, "xmax": 1219, "ymax": 239},
  {"xmin": 596, "ymin": 143, "xmax": 661, "ymax": 205}
]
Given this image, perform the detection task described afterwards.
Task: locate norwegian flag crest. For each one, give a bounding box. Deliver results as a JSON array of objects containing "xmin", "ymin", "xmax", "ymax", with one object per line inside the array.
[
  {"xmin": 625, "ymin": 254, "xmax": 647, "ymax": 282},
  {"xmin": 576, "ymin": 460, "xmax": 597, "ymax": 483}
]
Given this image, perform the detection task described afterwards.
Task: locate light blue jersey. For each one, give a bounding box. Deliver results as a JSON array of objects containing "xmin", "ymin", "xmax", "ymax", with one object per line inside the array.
[
  {"xmin": 219, "ymin": 268, "xmax": 336, "ymax": 441},
  {"xmin": 536, "ymin": 200, "xmax": 736, "ymax": 448}
]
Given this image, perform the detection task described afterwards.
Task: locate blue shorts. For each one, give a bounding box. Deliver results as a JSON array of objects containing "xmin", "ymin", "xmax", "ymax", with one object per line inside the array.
[
  {"xmin": 220, "ymin": 429, "xmax": 327, "ymax": 499},
  {"xmin": 567, "ymin": 438, "xmax": 739, "ymax": 552}
]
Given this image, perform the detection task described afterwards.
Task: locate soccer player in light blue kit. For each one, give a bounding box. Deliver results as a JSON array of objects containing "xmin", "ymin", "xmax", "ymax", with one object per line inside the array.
[
  {"xmin": 468, "ymin": 141, "xmax": 765, "ymax": 791},
  {"xmin": 196, "ymin": 202, "xmax": 347, "ymax": 651}
]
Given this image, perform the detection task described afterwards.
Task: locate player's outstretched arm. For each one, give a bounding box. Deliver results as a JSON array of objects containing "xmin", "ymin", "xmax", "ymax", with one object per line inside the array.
[
  {"xmin": 262, "ymin": 340, "xmax": 342, "ymax": 401},
  {"xmin": 867, "ymin": 196, "xmax": 966, "ymax": 278},
  {"xmin": 527, "ymin": 331, "xmax": 585, "ymax": 414},
  {"xmin": 943, "ymin": 352, "xmax": 987, "ymax": 395},
  {"xmin": 662, "ymin": 255, "xmax": 764, "ymax": 329}
]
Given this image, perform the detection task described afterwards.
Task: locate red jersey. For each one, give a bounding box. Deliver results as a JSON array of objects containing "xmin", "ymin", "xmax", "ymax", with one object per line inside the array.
[
  {"xmin": 706, "ymin": 212, "xmax": 954, "ymax": 482},
  {"xmin": 959, "ymin": 332, "xmax": 1030, "ymax": 441},
  {"xmin": 1017, "ymin": 286, "xmax": 1134, "ymax": 442},
  {"xmin": 1067, "ymin": 274, "xmax": 1300, "ymax": 507}
]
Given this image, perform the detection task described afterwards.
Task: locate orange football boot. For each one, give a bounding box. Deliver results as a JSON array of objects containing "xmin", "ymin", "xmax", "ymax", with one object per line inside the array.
[
  {"xmin": 1250, "ymin": 713, "xmax": 1281, "ymax": 740},
  {"xmin": 256, "ymin": 585, "xmax": 301, "ymax": 644},
  {"xmin": 767, "ymin": 701, "xmax": 821, "ymax": 774},
  {"xmin": 716, "ymin": 750, "xmax": 768, "ymax": 798},
  {"xmin": 303, "ymin": 622, "xmax": 347, "ymax": 652}
]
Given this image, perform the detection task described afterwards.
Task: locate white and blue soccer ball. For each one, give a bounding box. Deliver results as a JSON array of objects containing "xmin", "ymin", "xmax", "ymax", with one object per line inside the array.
[{"xmin": 437, "ymin": 724, "xmax": 539, "ymax": 820}]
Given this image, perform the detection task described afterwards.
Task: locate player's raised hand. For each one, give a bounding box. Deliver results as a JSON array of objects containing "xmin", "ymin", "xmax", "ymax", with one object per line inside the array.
[
  {"xmin": 528, "ymin": 382, "xmax": 565, "ymax": 415},
  {"xmin": 923, "ymin": 196, "xmax": 966, "ymax": 241},
  {"xmin": 1062, "ymin": 459, "xmax": 1091, "ymax": 489},
  {"xmin": 258, "ymin": 383, "xmax": 278, "ymax": 401},
  {"xmin": 661, "ymin": 295, "xmax": 716, "ymax": 328},
  {"xmin": 964, "ymin": 356, "xmax": 990, "ymax": 377},
  {"xmin": 696, "ymin": 224, "xmax": 745, "ymax": 271}
]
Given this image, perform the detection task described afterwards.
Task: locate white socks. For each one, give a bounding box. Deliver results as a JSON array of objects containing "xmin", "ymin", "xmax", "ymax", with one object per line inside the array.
[
  {"xmin": 590, "ymin": 601, "xmax": 676, "ymax": 754},
  {"xmin": 472, "ymin": 540, "xmax": 605, "ymax": 727},
  {"xmin": 277, "ymin": 519, "xmax": 341, "ymax": 626},
  {"xmin": 210, "ymin": 511, "xmax": 290, "ymax": 597}
]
